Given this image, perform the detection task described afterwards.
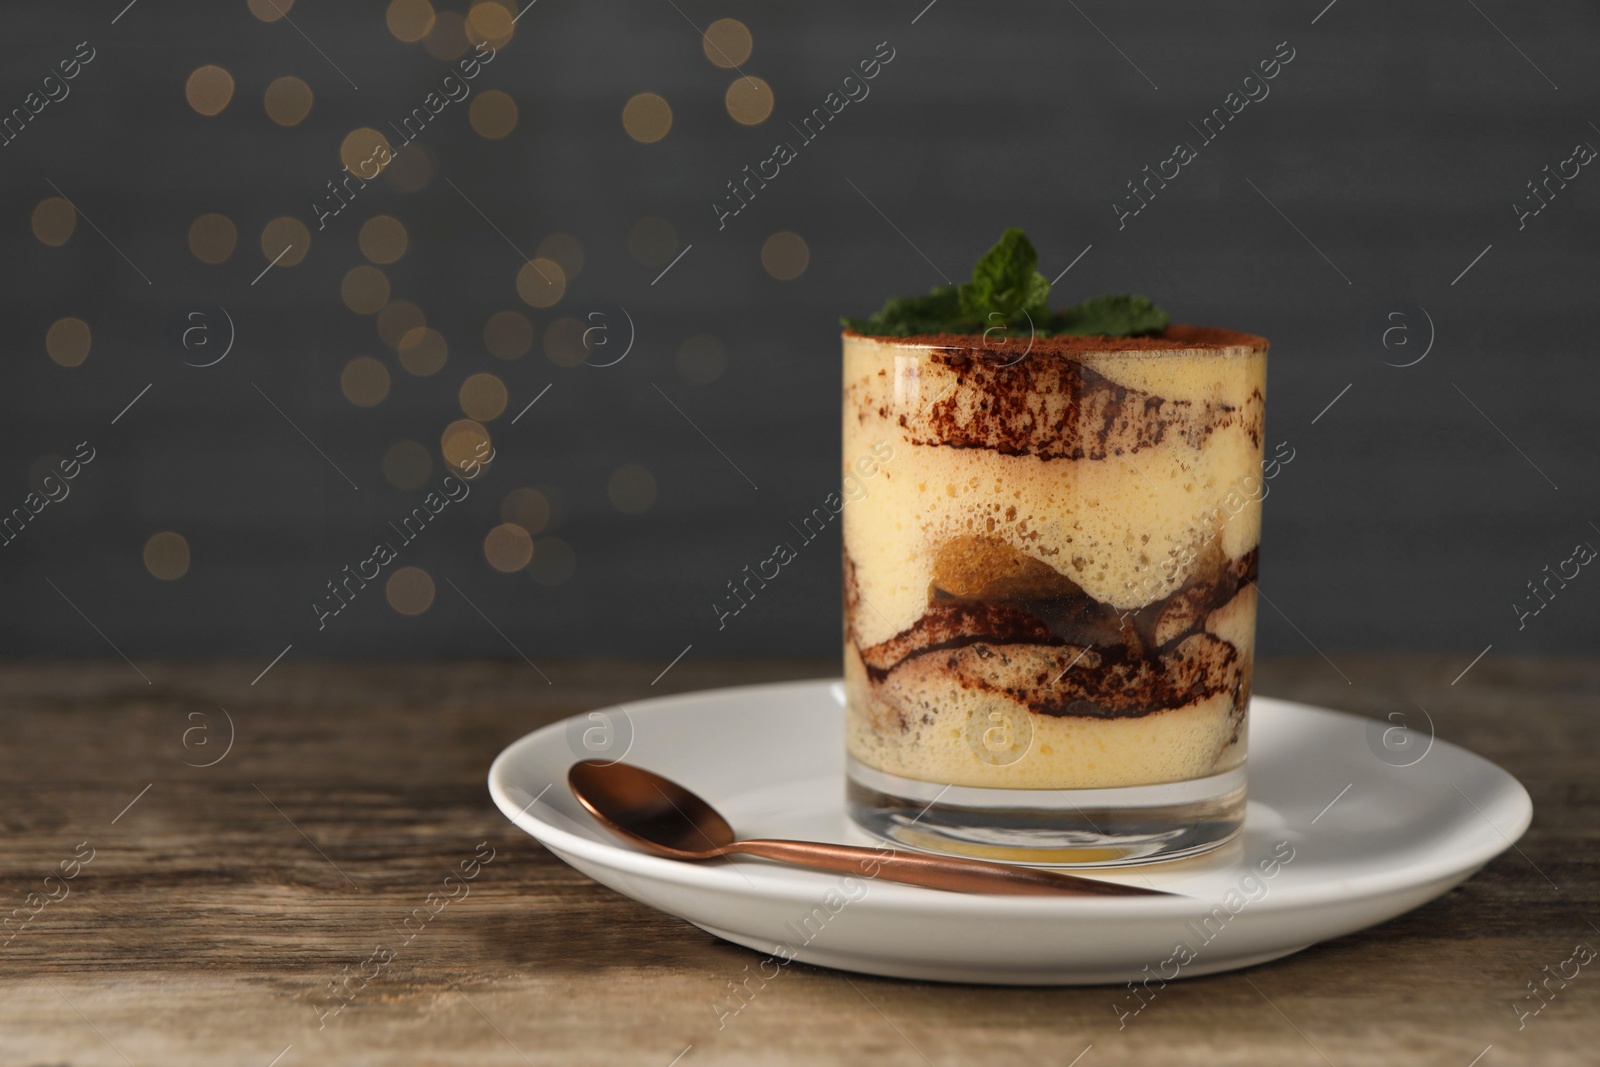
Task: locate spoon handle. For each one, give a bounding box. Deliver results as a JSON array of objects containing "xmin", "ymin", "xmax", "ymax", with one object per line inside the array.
[{"xmin": 731, "ymin": 838, "xmax": 1172, "ymax": 897}]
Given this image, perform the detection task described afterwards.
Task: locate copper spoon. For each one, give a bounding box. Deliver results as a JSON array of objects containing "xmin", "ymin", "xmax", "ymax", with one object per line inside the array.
[{"xmin": 567, "ymin": 760, "xmax": 1175, "ymax": 898}]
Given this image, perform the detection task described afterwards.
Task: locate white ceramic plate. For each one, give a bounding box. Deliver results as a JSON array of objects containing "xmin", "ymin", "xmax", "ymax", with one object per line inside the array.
[{"xmin": 488, "ymin": 680, "xmax": 1531, "ymax": 985}]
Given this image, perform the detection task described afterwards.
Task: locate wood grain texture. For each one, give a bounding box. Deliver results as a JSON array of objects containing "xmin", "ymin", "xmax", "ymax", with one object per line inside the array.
[{"xmin": 0, "ymin": 658, "xmax": 1594, "ymax": 1066}]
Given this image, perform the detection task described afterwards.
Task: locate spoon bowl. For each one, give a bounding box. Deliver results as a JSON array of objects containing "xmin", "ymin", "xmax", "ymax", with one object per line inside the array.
[{"xmin": 568, "ymin": 759, "xmax": 738, "ymax": 857}]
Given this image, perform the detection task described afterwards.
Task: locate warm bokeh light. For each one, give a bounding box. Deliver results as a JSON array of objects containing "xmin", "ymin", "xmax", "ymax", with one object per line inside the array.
[
  {"xmin": 31, "ymin": 199, "xmax": 82, "ymax": 255},
  {"xmin": 248, "ymin": 0, "xmax": 294, "ymax": 21},
  {"xmin": 385, "ymin": 143, "xmax": 435, "ymax": 193},
  {"xmin": 459, "ymin": 373, "xmax": 508, "ymax": 421},
  {"xmin": 608, "ymin": 464, "xmax": 658, "ymax": 514},
  {"xmin": 398, "ymin": 326, "xmax": 448, "ymax": 376},
  {"xmin": 339, "ymin": 127, "xmax": 392, "ymax": 177},
  {"xmin": 501, "ymin": 487, "xmax": 551, "ymax": 534},
  {"xmin": 466, "ymin": 1, "xmax": 515, "ymax": 47},
  {"xmin": 627, "ymin": 216, "xmax": 678, "ymax": 267},
  {"xmin": 188, "ymin": 213, "xmax": 237, "ymax": 264},
  {"xmin": 484, "ymin": 523, "xmax": 534, "ymax": 572},
  {"xmin": 377, "ymin": 300, "xmax": 425, "ymax": 349},
  {"xmin": 702, "ymin": 18, "xmax": 753, "ymax": 67},
  {"xmin": 676, "ymin": 333, "xmax": 727, "ymax": 384},
  {"xmin": 761, "ymin": 231, "xmax": 809, "ymax": 280},
  {"xmin": 725, "ymin": 76, "xmax": 774, "ymax": 125},
  {"xmin": 341, "ymin": 265, "xmax": 390, "ymax": 314},
  {"xmin": 359, "ymin": 215, "xmax": 408, "ymax": 264},
  {"xmin": 529, "ymin": 538, "xmax": 575, "ymax": 585},
  {"xmin": 441, "ymin": 419, "xmax": 492, "ymax": 473},
  {"xmin": 484, "ymin": 309, "xmax": 533, "ymax": 360},
  {"xmin": 32, "ymin": 198, "xmax": 76, "ymax": 246},
  {"xmin": 516, "ymin": 258, "xmax": 566, "ymax": 308},
  {"xmin": 46, "ymin": 317, "xmax": 90, "ymax": 368},
  {"xmin": 383, "ymin": 440, "xmax": 432, "ymax": 489},
  {"xmin": 542, "ymin": 316, "xmax": 587, "ymax": 367},
  {"xmin": 386, "ymin": 566, "xmax": 435, "ymax": 615},
  {"xmin": 263, "ymin": 76, "xmax": 313, "ymax": 126},
  {"xmin": 424, "ymin": 10, "xmax": 470, "ymax": 60},
  {"xmin": 386, "ymin": 0, "xmax": 436, "ymax": 42},
  {"xmin": 469, "ymin": 90, "xmax": 518, "ymax": 139},
  {"xmin": 186, "ymin": 65, "xmax": 235, "ymax": 116},
  {"xmin": 143, "ymin": 532, "xmax": 191, "ymax": 580},
  {"xmin": 536, "ymin": 233, "xmax": 584, "ymax": 279},
  {"xmin": 622, "ymin": 92, "xmax": 672, "ymax": 143},
  {"xmin": 340, "ymin": 357, "xmax": 391, "ymax": 407},
  {"xmin": 261, "ymin": 216, "xmax": 311, "ymax": 267}
]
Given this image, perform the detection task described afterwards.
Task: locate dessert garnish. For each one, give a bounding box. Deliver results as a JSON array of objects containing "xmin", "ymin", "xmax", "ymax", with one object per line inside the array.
[{"xmin": 841, "ymin": 228, "xmax": 1169, "ymax": 339}]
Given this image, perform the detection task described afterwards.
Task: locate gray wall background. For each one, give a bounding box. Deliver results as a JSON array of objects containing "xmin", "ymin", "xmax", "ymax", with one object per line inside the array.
[{"xmin": 2, "ymin": 0, "xmax": 1596, "ymax": 673}]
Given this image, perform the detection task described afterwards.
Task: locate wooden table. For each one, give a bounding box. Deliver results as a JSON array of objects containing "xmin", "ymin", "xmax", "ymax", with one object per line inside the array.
[{"xmin": 1, "ymin": 658, "xmax": 1593, "ymax": 1066}]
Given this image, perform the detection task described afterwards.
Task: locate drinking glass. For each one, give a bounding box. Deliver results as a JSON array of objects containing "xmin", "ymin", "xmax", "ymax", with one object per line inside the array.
[{"xmin": 841, "ymin": 326, "xmax": 1268, "ymax": 865}]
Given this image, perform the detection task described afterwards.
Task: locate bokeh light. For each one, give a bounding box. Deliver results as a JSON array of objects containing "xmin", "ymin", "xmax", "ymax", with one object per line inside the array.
[
  {"xmin": 386, "ymin": 0, "xmax": 435, "ymax": 42},
  {"xmin": 725, "ymin": 76, "xmax": 774, "ymax": 125},
  {"xmin": 536, "ymin": 233, "xmax": 584, "ymax": 279},
  {"xmin": 31, "ymin": 198, "xmax": 75, "ymax": 246},
  {"xmin": 484, "ymin": 523, "xmax": 533, "ymax": 572},
  {"xmin": 516, "ymin": 258, "xmax": 566, "ymax": 308},
  {"xmin": 528, "ymin": 538, "xmax": 575, "ymax": 585},
  {"xmin": 608, "ymin": 464, "xmax": 658, "ymax": 514},
  {"xmin": 459, "ymin": 373, "xmax": 508, "ymax": 421},
  {"xmin": 542, "ymin": 316, "xmax": 587, "ymax": 366},
  {"xmin": 377, "ymin": 300, "xmax": 425, "ymax": 349},
  {"xmin": 702, "ymin": 18, "xmax": 753, "ymax": 67},
  {"xmin": 398, "ymin": 326, "xmax": 448, "ymax": 376},
  {"xmin": 339, "ymin": 127, "xmax": 392, "ymax": 177},
  {"xmin": 383, "ymin": 440, "xmax": 433, "ymax": 489},
  {"xmin": 467, "ymin": 1, "xmax": 516, "ymax": 47},
  {"xmin": 46, "ymin": 317, "xmax": 90, "ymax": 368},
  {"xmin": 341, "ymin": 357, "xmax": 391, "ymax": 407},
  {"xmin": 441, "ymin": 418, "xmax": 492, "ymax": 473},
  {"xmin": 248, "ymin": 0, "xmax": 295, "ymax": 21},
  {"xmin": 186, "ymin": 65, "xmax": 235, "ymax": 116},
  {"xmin": 622, "ymin": 92, "xmax": 672, "ymax": 143},
  {"xmin": 188, "ymin": 213, "xmax": 237, "ymax": 264},
  {"xmin": 484, "ymin": 309, "xmax": 533, "ymax": 359},
  {"xmin": 761, "ymin": 231, "xmax": 809, "ymax": 280},
  {"xmin": 260, "ymin": 216, "xmax": 311, "ymax": 267},
  {"xmin": 676, "ymin": 333, "xmax": 727, "ymax": 384},
  {"xmin": 424, "ymin": 10, "xmax": 470, "ymax": 60},
  {"xmin": 341, "ymin": 265, "xmax": 390, "ymax": 314},
  {"xmin": 386, "ymin": 566, "xmax": 435, "ymax": 615},
  {"xmin": 501, "ymin": 487, "xmax": 550, "ymax": 534},
  {"xmin": 264, "ymin": 76, "xmax": 313, "ymax": 126},
  {"xmin": 469, "ymin": 90, "xmax": 518, "ymax": 139},
  {"xmin": 359, "ymin": 215, "xmax": 408, "ymax": 264},
  {"xmin": 627, "ymin": 217, "xmax": 678, "ymax": 267},
  {"xmin": 144, "ymin": 532, "xmax": 191, "ymax": 580},
  {"xmin": 385, "ymin": 144, "xmax": 436, "ymax": 193}
]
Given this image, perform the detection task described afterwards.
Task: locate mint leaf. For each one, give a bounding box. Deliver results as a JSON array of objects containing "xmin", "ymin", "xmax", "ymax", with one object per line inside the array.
[
  {"xmin": 841, "ymin": 229, "xmax": 1170, "ymax": 339},
  {"xmin": 841, "ymin": 285, "xmax": 970, "ymax": 336},
  {"xmin": 1051, "ymin": 294, "xmax": 1169, "ymax": 338},
  {"xmin": 958, "ymin": 228, "xmax": 1051, "ymax": 329}
]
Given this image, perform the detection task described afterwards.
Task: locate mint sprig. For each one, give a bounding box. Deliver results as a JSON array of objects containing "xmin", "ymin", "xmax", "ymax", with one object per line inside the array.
[
  {"xmin": 1051, "ymin": 294, "xmax": 1169, "ymax": 337},
  {"xmin": 842, "ymin": 229, "xmax": 1169, "ymax": 339},
  {"xmin": 958, "ymin": 227, "xmax": 1051, "ymax": 330}
]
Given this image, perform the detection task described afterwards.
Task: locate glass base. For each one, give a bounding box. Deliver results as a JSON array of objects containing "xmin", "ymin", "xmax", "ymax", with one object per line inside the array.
[{"xmin": 846, "ymin": 757, "xmax": 1246, "ymax": 868}]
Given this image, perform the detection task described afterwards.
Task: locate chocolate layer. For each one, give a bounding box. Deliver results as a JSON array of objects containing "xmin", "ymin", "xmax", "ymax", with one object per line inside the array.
[
  {"xmin": 900, "ymin": 350, "xmax": 1262, "ymax": 460},
  {"xmin": 852, "ymin": 541, "xmax": 1256, "ymax": 720}
]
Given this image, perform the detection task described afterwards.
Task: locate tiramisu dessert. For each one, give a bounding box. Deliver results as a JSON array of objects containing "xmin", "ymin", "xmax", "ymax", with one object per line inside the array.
[{"xmin": 840, "ymin": 230, "xmax": 1267, "ymax": 863}]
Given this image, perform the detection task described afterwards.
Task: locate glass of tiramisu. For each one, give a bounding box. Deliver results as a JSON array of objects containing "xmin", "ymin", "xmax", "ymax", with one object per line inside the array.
[{"xmin": 841, "ymin": 231, "xmax": 1267, "ymax": 865}]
